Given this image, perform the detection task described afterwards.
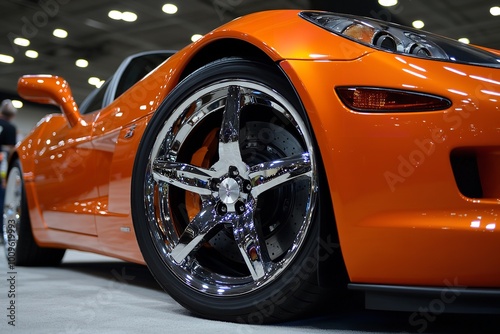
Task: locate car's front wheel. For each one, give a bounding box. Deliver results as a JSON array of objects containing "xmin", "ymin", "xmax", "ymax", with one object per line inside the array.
[{"xmin": 132, "ymin": 59, "xmax": 334, "ymax": 323}]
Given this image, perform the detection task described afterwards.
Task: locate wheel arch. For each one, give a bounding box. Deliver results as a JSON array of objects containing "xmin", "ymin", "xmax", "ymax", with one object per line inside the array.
[
  {"xmin": 178, "ymin": 38, "xmax": 278, "ymax": 81},
  {"xmin": 7, "ymin": 150, "xmax": 19, "ymax": 171},
  {"xmin": 174, "ymin": 39, "xmax": 349, "ymax": 288},
  {"xmin": 175, "ymin": 9, "xmax": 370, "ymax": 81}
]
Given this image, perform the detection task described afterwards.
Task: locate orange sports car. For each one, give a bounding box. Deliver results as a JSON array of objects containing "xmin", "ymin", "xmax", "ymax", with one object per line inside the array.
[{"xmin": 3, "ymin": 10, "xmax": 500, "ymax": 323}]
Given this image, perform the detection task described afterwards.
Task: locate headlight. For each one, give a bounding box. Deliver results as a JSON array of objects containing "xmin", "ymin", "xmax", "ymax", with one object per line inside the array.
[{"xmin": 300, "ymin": 11, "xmax": 500, "ymax": 68}]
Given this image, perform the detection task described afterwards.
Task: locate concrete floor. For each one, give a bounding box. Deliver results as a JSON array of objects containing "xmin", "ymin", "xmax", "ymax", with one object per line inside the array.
[{"xmin": 1, "ymin": 249, "xmax": 499, "ymax": 334}]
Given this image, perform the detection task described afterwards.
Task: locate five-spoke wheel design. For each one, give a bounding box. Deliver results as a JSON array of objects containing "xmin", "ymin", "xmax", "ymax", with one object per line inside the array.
[{"xmin": 133, "ymin": 59, "xmax": 327, "ymax": 323}]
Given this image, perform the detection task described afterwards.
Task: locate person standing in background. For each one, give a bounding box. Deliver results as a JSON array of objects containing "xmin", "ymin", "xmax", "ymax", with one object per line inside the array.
[{"xmin": 0, "ymin": 99, "xmax": 18, "ymax": 244}]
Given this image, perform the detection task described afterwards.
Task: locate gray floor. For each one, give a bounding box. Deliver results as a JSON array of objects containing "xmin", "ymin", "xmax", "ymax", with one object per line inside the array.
[{"xmin": 1, "ymin": 249, "xmax": 498, "ymax": 334}]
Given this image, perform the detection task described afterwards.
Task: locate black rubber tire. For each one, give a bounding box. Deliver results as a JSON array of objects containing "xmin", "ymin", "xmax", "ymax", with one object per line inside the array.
[
  {"xmin": 2, "ymin": 159, "xmax": 65, "ymax": 266},
  {"xmin": 131, "ymin": 59, "xmax": 334, "ymax": 323}
]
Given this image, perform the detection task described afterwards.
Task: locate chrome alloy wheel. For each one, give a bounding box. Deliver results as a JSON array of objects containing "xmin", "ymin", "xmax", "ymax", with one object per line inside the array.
[
  {"xmin": 2, "ymin": 166, "xmax": 22, "ymax": 254},
  {"xmin": 144, "ymin": 79, "xmax": 317, "ymax": 296}
]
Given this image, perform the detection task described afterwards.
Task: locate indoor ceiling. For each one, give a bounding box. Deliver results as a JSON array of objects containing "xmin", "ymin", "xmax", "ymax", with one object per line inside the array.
[{"xmin": 0, "ymin": 0, "xmax": 499, "ymax": 105}]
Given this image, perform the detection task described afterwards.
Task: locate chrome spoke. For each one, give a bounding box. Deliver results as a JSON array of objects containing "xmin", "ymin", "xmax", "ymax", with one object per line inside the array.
[
  {"xmin": 170, "ymin": 204, "xmax": 221, "ymax": 263},
  {"xmin": 219, "ymin": 86, "xmax": 243, "ymax": 161},
  {"xmin": 249, "ymin": 153, "xmax": 312, "ymax": 197},
  {"xmin": 144, "ymin": 78, "xmax": 317, "ymax": 297},
  {"xmin": 152, "ymin": 159, "xmax": 214, "ymax": 195},
  {"xmin": 232, "ymin": 204, "xmax": 272, "ymax": 280}
]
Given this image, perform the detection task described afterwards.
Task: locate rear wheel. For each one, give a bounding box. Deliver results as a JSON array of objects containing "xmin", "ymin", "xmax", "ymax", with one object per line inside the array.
[
  {"xmin": 2, "ymin": 160, "xmax": 65, "ymax": 266},
  {"xmin": 132, "ymin": 59, "xmax": 333, "ymax": 323}
]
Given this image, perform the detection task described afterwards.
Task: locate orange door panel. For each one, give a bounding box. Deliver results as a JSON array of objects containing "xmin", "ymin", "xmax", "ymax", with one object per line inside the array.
[{"xmin": 33, "ymin": 113, "xmax": 99, "ymax": 235}]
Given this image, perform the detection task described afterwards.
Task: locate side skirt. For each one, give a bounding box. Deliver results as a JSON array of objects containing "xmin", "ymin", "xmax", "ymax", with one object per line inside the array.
[{"xmin": 349, "ymin": 283, "xmax": 500, "ymax": 314}]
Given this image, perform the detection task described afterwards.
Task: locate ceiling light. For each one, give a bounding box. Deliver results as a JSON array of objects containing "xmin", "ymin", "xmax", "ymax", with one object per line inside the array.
[
  {"xmin": 11, "ymin": 100, "xmax": 23, "ymax": 109},
  {"xmin": 53, "ymin": 28, "xmax": 68, "ymax": 38},
  {"xmin": 490, "ymin": 6, "xmax": 500, "ymax": 16},
  {"xmin": 378, "ymin": 0, "xmax": 398, "ymax": 7},
  {"xmin": 162, "ymin": 4, "xmax": 178, "ymax": 14},
  {"xmin": 14, "ymin": 37, "xmax": 30, "ymax": 47},
  {"xmin": 121, "ymin": 11, "xmax": 137, "ymax": 22},
  {"xmin": 88, "ymin": 76, "xmax": 101, "ymax": 86},
  {"xmin": 191, "ymin": 34, "xmax": 203, "ymax": 42},
  {"xmin": 108, "ymin": 10, "xmax": 122, "ymax": 20},
  {"xmin": 25, "ymin": 50, "xmax": 39, "ymax": 58},
  {"xmin": 88, "ymin": 77, "xmax": 105, "ymax": 88},
  {"xmin": 76, "ymin": 59, "xmax": 89, "ymax": 68},
  {"xmin": 0, "ymin": 54, "xmax": 14, "ymax": 64},
  {"xmin": 108, "ymin": 10, "xmax": 137, "ymax": 22},
  {"xmin": 412, "ymin": 20, "xmax": 424, "ymax": 29},
  {"xmin": 458, "ymin": 37, "xmax": 470, "ymax": 44}
]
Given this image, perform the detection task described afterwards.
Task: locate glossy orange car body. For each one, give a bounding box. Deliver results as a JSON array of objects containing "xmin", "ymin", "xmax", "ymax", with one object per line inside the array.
[{"xmin": 12, "ymin": 10, "xmax": 500, "ymax": 315}]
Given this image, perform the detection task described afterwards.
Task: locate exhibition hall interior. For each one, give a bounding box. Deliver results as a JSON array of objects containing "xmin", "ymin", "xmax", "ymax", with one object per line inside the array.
[{"xmin": 0, "ymin": 0, "xmax": 499, "ymax": 333}]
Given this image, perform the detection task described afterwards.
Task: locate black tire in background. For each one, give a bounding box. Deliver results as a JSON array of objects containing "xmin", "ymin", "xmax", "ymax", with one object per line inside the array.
[
  {"xmin": 2, "ymin": 159, "xmax": 65, "ymax": 266},
  {"xmin": 132, "ymin": 59, "xmax": 338, "ymax": 323}
]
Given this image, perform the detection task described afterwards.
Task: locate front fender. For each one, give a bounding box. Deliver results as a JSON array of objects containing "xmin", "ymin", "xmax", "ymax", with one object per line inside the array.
[{"xmin": 178, "ymin": 10, "xmax": 373, "ymax": 63}]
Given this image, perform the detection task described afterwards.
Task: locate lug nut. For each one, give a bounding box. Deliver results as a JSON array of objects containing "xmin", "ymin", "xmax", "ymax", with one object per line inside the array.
[
  {"xmin": 235, "ymin": 201, "xmax": 246, "ymax": 215},
  {"xmin": 216, "ymin": 202, "xmax": 228, "ymax": 215},
  {"xmin": 242, "ymin": 180, "xmax": 252, "ymax": 193},
  {"xmin": 228, "ymin": 166, "xmax": 239, "ymax": 178},
  {"xmin": 210, "ymin": 178, "xmax": 220, "ymax": 191}
]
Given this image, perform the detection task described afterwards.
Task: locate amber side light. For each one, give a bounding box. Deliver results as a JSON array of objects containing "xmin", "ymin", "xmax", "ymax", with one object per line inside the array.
[{"xmin": 336, "ymin": 87, "xmax": 452, "ymax": 112}]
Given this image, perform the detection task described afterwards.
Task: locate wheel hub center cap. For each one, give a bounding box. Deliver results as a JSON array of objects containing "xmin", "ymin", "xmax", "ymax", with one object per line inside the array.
[{"xmin": 219, "ymin": 178, "xmax": 240, "ymax": 204}]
